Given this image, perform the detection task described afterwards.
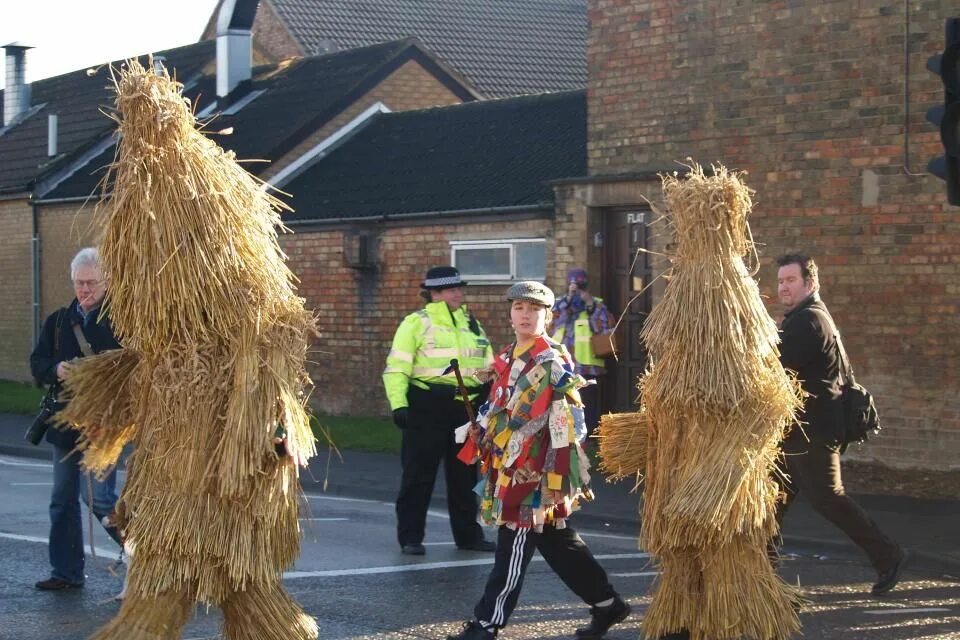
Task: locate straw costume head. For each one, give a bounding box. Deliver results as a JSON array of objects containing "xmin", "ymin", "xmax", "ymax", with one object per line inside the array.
[{"xmin": 56, "ymin": 59, "xmax": 319, "ymax": 640}]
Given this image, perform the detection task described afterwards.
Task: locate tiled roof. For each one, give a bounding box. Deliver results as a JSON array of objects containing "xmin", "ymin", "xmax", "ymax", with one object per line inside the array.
[
  {"xmin": 0, "ymin": 40, "xmax": 215, "ymax": 195},
  {"xmin": 44, "ymin": 39, "xmax": 477, "ymax": 200},
  {"xmin": 280, "ymin": 90, "xmax": 586, "ymax": 221},
  {"xmin": 268, "ymin": 0, "xmax": 587, "ymax": 98}
]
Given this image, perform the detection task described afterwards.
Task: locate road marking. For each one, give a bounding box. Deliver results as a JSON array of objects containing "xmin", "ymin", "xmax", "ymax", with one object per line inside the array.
[
  {"xmin": 0, "ymin": 457, "xmax": 51, "ymax": 469},
  {"xmin": 579, "ymin": 531, "xmax": 644, "ymax": 543},
  {"xmin": 305, "ymin": 494, "xmax": 383, "ymax": 505},
  {"xmin": 299, "ymin": 517, "xmax": 349, "ymax": 521},
  {"xmin": 283, "ymin": 552, "xmax": 650, "ymax": 580},
  {"xmin": 0, "ymin": 531, "xmax": 121, "ymax": 560},
  {"xmin": 423, "ymin": 542, "xmax": 456, "ymax": 546},
  {"xmin": 865, "ymin": 607, "xmax": 951, "ymax": 615},
  {"xmin": 11, "ymin": 482, "xmax": 53, "ymax": 486},
  {"xmin": 611, "ymin": 571, "xmax": 658, "ymax": 577}
]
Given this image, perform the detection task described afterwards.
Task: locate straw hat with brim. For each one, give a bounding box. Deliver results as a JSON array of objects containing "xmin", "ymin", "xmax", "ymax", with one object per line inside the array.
[
  {"xmin": 506, "ymin": 281, "xmax": 555, "ymax": 307},
  {"xmin": 421, "ymin": 266, "xmax": 467, "ymax": 290}
]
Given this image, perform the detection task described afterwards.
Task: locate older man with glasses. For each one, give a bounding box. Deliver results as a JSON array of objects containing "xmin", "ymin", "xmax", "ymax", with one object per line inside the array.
[{"xmin": 29, "ymin": 247, "xmax": 124, "ymax": 590}]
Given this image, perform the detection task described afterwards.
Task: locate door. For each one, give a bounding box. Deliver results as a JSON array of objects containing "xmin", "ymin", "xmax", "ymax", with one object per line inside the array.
[{"xmin": 600, "ymin": 208, "xmax": 652, "ymax": 413}]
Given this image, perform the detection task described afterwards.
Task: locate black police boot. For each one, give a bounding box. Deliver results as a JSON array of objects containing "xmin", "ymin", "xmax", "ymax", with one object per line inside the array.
[
  {"xmin": 575, "ymin": 596, "xmax": 631, "ymax": 639},
  {"xmin": 447, "ymin": 620, "xmax": 496, "ymax": 639}
]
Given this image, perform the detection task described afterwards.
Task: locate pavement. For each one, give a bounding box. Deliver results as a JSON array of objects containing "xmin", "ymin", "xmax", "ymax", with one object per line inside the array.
[{"xmin": 2, "ymin": 411, "xmax": 957, "ymax": 578}]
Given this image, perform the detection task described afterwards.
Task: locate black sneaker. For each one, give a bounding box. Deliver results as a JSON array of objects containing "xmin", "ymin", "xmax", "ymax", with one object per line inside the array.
[
  {"xmin": 872, "ymin": 547, "xmax": 909, "ymax": 595},
  {"xmin": 401, "ymin": 543, "xmax": 426, "ymax": 556},
  {"xmin": 457, "ymin": 539, "xmax": 496, "ymax": 552},
  {"xmin": 35, "ymin": 577, "xmax": 83, "ymax": 591},
  {"xmin": 447, "ymin": 620, "xmax": 496, "ymax": 639},
  {"xmin": 575, "ymin": 596, "xmax": 631, "ymax": 639}
]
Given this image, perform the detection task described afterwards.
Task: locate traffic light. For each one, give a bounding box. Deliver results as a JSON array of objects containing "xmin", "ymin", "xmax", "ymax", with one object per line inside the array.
[{"xmin": 926, "ymin": 17, "xmax": 960, "ymax": 205}]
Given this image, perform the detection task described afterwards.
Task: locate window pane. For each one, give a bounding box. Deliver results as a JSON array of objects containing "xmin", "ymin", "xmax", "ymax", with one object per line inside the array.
[
  {"xmin": 456, "ymin": 247, "xmax": 510, "ymax": 276},
  {"xmin": 516, "ymin": 242, "xmax": 546, "ymax": 279}
]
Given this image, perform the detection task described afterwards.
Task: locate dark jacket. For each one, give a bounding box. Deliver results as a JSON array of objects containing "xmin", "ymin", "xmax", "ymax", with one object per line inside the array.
[
  {"xmin": 29, "ymin": 300, "xmax": 121, "ymax": 449},
  {"xmin": 779, "ymin": 293, "xmax": 845, "ymax": 449}
]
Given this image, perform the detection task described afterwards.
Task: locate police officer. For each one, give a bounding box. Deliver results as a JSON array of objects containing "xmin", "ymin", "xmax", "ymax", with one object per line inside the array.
[{"xmin": 384, "ymin": 266, "xmax": 496, "ymax": 555}]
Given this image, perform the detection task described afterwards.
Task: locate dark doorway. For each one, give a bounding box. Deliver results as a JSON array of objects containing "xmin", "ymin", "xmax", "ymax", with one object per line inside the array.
[{"xmin": 599, "ymin": 207, "xmax": 652, "ymax": 414}]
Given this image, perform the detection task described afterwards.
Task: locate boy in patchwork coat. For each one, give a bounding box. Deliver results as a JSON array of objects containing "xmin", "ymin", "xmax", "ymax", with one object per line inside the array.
[{"xmin": 448, "ymin": 281, "xmax": 630, "ymax": 640}]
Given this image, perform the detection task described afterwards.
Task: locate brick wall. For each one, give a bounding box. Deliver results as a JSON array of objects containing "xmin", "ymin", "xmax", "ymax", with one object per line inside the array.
[
  {"xmin": 37, "ymin": 203, "xmax": 99, "ymax": 319},
  {"xmin": 0, "ymin": 198, "xmax": 35, "ymax": 381},
  {"xmin": 201, "ymin": 0, "xmax": 303, "ymax": 61},
  {"xmin": 588, "ymin": 0, "xmax": 960, "ymax": 469},
  {"xmin": 281, "ymin": 217, "xmax": 552, "ymax": 416},
  {"xmin": 262, "ymin": 60, "xmax": 466, "ymax": 183}
]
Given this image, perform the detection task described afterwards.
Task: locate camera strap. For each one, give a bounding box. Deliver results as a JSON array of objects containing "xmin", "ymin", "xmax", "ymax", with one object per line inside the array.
[{"xmin": 72, "ymin": 323, "xmax": 94, "ymax": 358}]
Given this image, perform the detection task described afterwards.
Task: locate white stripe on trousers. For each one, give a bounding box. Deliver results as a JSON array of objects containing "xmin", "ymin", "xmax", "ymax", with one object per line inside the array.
[{"xmin": 489, "ymin": 528, "xmax": 529, "ymax": 628}]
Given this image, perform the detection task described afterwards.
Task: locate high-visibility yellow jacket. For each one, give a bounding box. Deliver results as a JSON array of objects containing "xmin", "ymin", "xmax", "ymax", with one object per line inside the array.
[
  {"xmin": 552, "ymin": 297, "xmax": 606, "ymax": 368},
  {"xmin": 383, "ymin": 302, "xmax": 494, "ymax": 411}
]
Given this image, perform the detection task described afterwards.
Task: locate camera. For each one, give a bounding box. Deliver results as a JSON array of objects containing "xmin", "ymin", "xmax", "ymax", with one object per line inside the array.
[{"xmin": 23, "ymin": 392, "xmax": 56, "ymax": 446}]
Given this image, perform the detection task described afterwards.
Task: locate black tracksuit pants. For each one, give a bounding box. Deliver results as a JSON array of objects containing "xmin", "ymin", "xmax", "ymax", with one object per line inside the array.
[
  {"xmin": 474, "ymin": 524, "xmax": 616, "ymax": 631},
  {"xmin": 396, "ymin": 386, "xmax": 485, "ymax": 547}
]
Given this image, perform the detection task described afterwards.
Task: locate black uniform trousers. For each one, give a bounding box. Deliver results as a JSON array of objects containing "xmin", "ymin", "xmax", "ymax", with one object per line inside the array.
[
  {"xmin": 774, "ymin": 436, "xmax": 900, "ymax": 571},
  {"xmin": 474, "ymin": 524, "xmax": 616, "ymax": 631},
  {"xmin": 396, "ymin": 385, "xmax": 484, "ymax": 547}
]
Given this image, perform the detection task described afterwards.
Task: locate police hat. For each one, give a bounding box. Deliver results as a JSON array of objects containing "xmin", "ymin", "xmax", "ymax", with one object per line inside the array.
[
  {"xmin": 505, "ymin": 281, "xmax": 555, "ymax": 307},
  {"xmin": 421, "ymin": 266, "xmax": 467, "ymax": 290}
]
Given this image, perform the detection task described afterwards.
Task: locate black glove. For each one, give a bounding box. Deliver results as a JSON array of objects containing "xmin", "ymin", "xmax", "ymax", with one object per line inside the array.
[{"xmin": 392, "ymin": 408, "xmax": 410, "ymax": 430}]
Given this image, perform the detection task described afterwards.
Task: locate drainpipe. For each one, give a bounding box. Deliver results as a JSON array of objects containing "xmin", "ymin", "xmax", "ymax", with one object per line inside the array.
[{"xmin": 30, "ymin": 196, "xmax": 40, "ymax": 346}]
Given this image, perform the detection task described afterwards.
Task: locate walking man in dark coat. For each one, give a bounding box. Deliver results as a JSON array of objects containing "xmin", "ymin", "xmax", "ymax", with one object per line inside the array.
[{"xmin": 773, "ymin": 253, "xmax": 907, "ymax": 596}]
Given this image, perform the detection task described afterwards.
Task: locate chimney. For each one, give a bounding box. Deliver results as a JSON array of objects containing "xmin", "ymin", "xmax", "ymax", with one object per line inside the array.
[
  {"xmin": 3, "ymin": 43, "xmax": 34, "ymax": 126},
  {"xmin": 47, "ymin": 114, "xmax": 57, "ymax": 156},
  {"xmin": 216, "ymin": 0, "xmax": 259, "ymax": 98}
]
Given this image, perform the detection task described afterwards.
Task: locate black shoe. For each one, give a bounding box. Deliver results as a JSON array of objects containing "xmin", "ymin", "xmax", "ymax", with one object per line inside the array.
[
  {"xmin": 35, "ymin": 577, "xmax": 83, "ymax": 591},
  {"xmin": 447, "ymin": 620, "xmax": 496, "ymax": 639},
  {"xmin": 575, "ymin": 596, "xmax": 631, "ymax": 639},
  {"xmin": 401, "ymin": 543, "xmax": 426, "ymax": 556},
  {"xmin": 457, "ymin": 539, "xmax": 496, "ymax": 552},
  {"xmin": 872, "ymin": 548, "xmax": 909, "ymax": 595}
]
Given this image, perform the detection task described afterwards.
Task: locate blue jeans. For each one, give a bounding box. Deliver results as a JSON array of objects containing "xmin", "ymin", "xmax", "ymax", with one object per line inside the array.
[{"xmin": 48, "ymin": 445, "xmax": 120, "ymax": 584}]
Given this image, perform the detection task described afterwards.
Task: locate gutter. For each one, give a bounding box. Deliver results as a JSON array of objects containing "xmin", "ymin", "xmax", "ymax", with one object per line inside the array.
[{"xmin": 283, "ymin": 203, "xmax": 552, "ymax": 227}]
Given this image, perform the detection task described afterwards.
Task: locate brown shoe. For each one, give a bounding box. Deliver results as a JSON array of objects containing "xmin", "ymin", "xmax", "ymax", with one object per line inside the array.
[{"xmin": 35, "ymin": 577, "xmax": 83, "ymax": 591}]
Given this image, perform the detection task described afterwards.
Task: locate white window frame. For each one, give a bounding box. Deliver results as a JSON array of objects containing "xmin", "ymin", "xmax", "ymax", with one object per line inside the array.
[{"xmin": 450, "ymin": 238, "xmax": 546, "ymax": 284}]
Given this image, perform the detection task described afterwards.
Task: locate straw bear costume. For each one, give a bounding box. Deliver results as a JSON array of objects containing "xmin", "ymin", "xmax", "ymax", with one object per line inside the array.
[{"xmin": 57, "ymin": 61, "xmax": 318, "ymax": 640}]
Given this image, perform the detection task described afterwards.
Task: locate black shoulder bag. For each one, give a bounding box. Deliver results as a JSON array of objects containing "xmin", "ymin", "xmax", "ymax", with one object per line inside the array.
[{"xmin": 831, "ymin": 324, "xmax": 881, "ymax": 452}]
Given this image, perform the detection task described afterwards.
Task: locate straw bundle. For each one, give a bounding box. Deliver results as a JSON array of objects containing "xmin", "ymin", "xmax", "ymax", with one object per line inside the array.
[
  {"xmin": 598, "ymin": 163, "xmax": 802, "ymax": 640},
  {"xmin": 59, "ymin": 59, "xmax": 318, "ymax": 640}
]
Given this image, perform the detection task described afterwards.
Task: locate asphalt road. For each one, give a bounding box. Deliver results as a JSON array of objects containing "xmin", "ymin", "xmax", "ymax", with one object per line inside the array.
[{"xmin": 0, "ymin": 453, "xmax": 957, "ymax": 640}]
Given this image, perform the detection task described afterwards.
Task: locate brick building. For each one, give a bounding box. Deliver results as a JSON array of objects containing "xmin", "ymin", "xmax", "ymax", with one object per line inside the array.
[{"xmin": 579, "ymin": 0, "xmax": 959, "ymax": 470}]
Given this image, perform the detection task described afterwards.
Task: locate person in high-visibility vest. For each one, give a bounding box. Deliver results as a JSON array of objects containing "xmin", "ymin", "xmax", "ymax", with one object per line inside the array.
[
  {"xmin": 383, "ymin": 266, "xmax": 496, "ymax": 556},
  {"xmin": 550, "ymin": 267, "xmax": 613, "ymax": 436}
]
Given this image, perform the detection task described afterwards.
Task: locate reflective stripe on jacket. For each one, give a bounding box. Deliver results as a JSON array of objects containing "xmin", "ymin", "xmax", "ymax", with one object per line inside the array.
[{"xmin": 383, "ymin": 301, "xmax": 493, "ymax": 410}]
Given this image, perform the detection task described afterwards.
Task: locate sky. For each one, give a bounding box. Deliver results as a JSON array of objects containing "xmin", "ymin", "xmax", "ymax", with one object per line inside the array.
[{"xmin": 0, "ymin": 0, "xmax": 221, "ymax": 90}]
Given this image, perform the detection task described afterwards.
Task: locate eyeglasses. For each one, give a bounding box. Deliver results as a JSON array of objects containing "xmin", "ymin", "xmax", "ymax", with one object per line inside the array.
[{"xmin": 72, "ymin": 279, "xmax": 103, "ymax": 288}]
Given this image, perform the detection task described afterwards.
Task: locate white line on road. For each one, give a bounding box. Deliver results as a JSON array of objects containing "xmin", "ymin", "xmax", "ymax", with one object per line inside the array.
[
  {"xmin": 0, "ymin": 531, "xmax": 121, "ymax": 561},
  {"xmin": 11, "ymin": 482, "xmax": 53, "ymax": 486},
  {"xmin": 305, "ymin": 494, "xmax": 383, "ymax": 505},
  {"xmin": 0, "ymin": 457, "xmax": 51, "ymax": 469},
  {"xmin": 299, "ymin": 518, "xmax": 349, "ymax": 521},
  {"xmin": 579, "ymin": 531, "xmax": 644, "ymax": 543},
  {"xmin": 611, "ymin": 571, "xmax": 658, "ymax": 577},
  {"xmin": 865, "ymin": 607, "xmax": 951, "ymax": 615},
  {"xmin": 423, "ymin": 542, "xmax": 456, "ymax": 546},
  {"xmin": 283, "ymin": 552, "xmax": 650, "ymax": 580}
]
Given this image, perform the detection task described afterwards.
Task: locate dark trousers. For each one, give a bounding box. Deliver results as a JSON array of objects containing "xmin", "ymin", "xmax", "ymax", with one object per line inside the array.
[
  {"xmin": 474, "ymin": 524, "xmax": 616, "ymax": 631},
  {"xmin": 774, "ymin": 438, "xmax": 900, "ymax": 571},
  {"xmin": 396, "ymin": 387, "xmax": 484, "ymax": 547}
]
